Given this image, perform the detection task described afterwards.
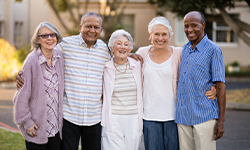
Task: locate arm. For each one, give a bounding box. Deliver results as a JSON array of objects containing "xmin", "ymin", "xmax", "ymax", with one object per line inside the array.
[
  {"xmin": 13, "ymin": 57, "xmax": 36, "ymax": 132},
  {"xmin": 214, "ymin": 81, "xmax": 226, "ymax": 140},
  {"xmin": 128, "ymin": 53, "xmax": 143, "ymax": 65}
]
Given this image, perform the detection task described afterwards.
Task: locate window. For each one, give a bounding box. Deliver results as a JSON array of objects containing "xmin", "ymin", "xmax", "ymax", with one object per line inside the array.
[
  {"xmin": 14, "ymin": 22, "xmax": 23, "ymax": 48},
  {"xmin": 120, "ymin": 15, "xmax": 135, "ymax": 39},
  {"xmin": 176, "ymin": 18, "xmax": 188, "ymax": 45},
  {"xmin": 0, "ymin": 22, "xmax": 3, "ymax": 38}
]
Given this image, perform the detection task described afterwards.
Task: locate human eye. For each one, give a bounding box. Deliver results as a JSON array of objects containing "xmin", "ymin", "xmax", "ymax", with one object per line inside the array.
[
  {"xmin": 39, "ymin": 34, "xmax": 49, "ymax": 39},
  {"xmin": 94, "ymin": 26, "xmax": 100, "ymax": 29}
]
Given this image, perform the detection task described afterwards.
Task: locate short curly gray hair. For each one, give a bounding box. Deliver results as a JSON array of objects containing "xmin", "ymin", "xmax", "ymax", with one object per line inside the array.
[
  {"xmin": 148, "ymin": 16, "xmax": 174, "ymax": 38},
  {"xmin": 108, "ymin": 29, "xmax": 133, "ymax": 50},
  {"xmin": 30, "ymin": 21, "xmax": 62, "ymax": 50}
]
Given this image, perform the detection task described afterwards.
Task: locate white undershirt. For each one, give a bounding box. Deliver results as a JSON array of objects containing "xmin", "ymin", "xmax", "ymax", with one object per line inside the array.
[{"xmin": 143, "ymin": 54, "xmax": 176, "ymax": 121}]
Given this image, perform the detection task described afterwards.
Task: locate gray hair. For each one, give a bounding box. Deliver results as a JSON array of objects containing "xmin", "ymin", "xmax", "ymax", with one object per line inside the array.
[
  {"xmin": 108, "ymin": 29, "xmax": 133, "ymax": 50},
  {"xmin": 80, "ymin": 12, "xmax": 103, "ymax": 26},
  {"xmin": 30, "ymin": 21, "xmax": 62, "ymax": 50},
  {"xmin": 148, "ymin": 16, "xmax": 174, "ymax": 37}
]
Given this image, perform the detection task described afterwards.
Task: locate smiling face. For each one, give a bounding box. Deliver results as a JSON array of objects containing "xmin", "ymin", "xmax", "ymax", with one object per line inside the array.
[
  {"xmin": 79, "ymin": 15, "xmax": 102, "ymax": 48},
  {"xmin": 184, "ymin": 12, "xmax": 205, "ymax": 46},
  {"xmin": 37, "ymin": 27, "xmax": 57, "ymax": 51},
  {"xmin": 150, "ymin": 25, "xmax": 170, "ymax": 50},
  {"xmin": 111, "ymin": 36, "xmax": 131, "ymax": 60}
]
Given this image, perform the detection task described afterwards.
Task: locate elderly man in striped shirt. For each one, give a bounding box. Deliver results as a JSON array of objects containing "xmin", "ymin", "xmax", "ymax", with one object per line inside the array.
[{"xmin": 175, "ymin": 11, "xmax": 226, "ymax": 150}]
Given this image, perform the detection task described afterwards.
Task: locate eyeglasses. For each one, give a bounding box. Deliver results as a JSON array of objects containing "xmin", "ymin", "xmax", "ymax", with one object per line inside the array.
[{"xmin": 38, "ymin": 33, "xmax": 57, "ymax": 39}]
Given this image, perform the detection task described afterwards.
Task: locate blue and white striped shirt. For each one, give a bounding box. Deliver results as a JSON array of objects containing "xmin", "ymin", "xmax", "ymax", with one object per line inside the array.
[
  {"xmin": 55, "ymin": 34, "xmax": 110, "ymax": 126},
  {"xmin": 175, "ymin": 34, "xmax": 225, "ymax": 126}
]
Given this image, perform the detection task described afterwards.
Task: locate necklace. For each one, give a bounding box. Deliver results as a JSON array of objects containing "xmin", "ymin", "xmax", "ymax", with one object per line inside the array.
[{"xmin": 113, "ymin": 61, "xmax": 128, "ymax": 74}]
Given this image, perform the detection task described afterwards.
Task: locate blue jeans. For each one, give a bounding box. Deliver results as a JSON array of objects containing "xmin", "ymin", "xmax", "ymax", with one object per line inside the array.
[{"xmin": 143, "ymin": 120, "xmax": 180, "ymax": 150}]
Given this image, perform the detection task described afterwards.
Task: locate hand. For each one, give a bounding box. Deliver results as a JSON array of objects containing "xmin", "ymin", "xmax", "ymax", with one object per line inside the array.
[
  {"xmin": 26, "ymin": 124, "xmax": 39, "ymax": 137},
  {"xmin": 16, "ymin": 71, "xmax": 24, "ymax": 89},
  {"xmin": 214, "ymin": 120, "xmax": 224, "ymax": 140},
  {"xmin": 205, "ymin": 85, "xmax": 216, "ymax": 100},
  {"xmin": 129, "ymin": 53, "xmax": 143, "ymax": 65}
]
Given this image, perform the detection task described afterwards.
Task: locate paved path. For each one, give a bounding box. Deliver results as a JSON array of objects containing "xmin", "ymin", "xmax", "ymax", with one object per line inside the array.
[{"xmin": 1, "ymin": 81, "xmax": 250, "ymax": 149}]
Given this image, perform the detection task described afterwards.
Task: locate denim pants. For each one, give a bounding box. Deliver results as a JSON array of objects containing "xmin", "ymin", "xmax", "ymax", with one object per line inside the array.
[{"xmin": 143, "ymin": 119, "xmax": 180, "ymax": 150}]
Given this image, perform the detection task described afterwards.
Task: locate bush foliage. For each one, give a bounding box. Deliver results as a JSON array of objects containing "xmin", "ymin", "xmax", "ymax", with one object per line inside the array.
[{"xmin": 0, "ymin": 38, "xmax": 22, "ymax": 82}]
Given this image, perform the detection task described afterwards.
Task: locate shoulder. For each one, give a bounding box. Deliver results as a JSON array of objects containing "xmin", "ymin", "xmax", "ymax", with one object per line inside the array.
[
  {"xmin": 171, "ymin": 46, "xmax": 183, "ymax": 53},
  {"xmin": 136, "ymin": 45, "xmax": 151, "ymax": 54},
  {"xmin": 60, "ymin": 35, "xmax": 80, "ymax": 45},
  {"xmin": 23, "ymin": 50, "xmax": 38, "ymax": 65},
  {"xmin": 128, "ymin": 57, "xmax": 141, "ymax": 68},
  {"xmin": 97, "ymin": 39, "xmax": 109, "ymax": 50},
  {"xmin": 205, "ymin": 39, "xmax": 222, "ymax": 54}
]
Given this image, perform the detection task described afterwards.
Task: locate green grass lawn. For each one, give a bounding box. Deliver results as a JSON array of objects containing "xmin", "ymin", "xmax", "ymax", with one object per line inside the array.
[{"xmin": 0, "ymin": 128, "xmax": 25, "ymax": 150}]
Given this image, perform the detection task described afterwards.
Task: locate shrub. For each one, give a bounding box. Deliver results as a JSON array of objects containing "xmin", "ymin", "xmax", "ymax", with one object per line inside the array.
[{"xmin": 0, "ymin": 38, "xmax": 22, "ymax": 82}]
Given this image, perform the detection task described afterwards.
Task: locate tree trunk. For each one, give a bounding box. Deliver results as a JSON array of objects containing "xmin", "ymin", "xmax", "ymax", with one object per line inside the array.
[
  {"xmin": 219, "ymin": 8, "xmax": 250, "ymax": 47},
  {"xmin": 47, "ymin": 0, "xmax": 70, "ymax": 32}
]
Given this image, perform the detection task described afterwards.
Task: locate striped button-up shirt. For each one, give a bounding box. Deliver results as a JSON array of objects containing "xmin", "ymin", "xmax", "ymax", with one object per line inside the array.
[
  {"xmin": 175, "ymin": 34, "xmax": 225, "ymax": 126},
  {"xmin": 56, "ymin": 34, "xmax": 110, "ymax": 126}
]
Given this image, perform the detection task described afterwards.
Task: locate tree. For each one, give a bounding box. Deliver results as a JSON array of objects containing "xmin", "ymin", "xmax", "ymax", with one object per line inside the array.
[
  {"xmin": 148, "ymin": 0, "xmax": 250, "ymax": 47},
  {"xmin": 46, "ymin": 0, "xmax": 130, "ymax": 42}
]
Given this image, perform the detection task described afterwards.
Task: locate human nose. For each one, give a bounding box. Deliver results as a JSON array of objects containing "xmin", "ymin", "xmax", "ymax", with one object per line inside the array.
[{"xmin": 90, "ymin": 27, "xmax": 95, "ymax": 32}]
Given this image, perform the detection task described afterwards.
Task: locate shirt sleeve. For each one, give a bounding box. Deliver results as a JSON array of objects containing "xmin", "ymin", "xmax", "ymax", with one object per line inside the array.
[{"xmin": 212, "ymin": 47, "xmax": 225, "ymax": 83}]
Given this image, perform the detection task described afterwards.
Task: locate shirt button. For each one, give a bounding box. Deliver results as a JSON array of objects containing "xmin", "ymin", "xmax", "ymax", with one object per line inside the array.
[
  {"xmin": 184, "ymin": 72, "xmax": 186, "ymax": 74},
  {"xmin": 183, "ymin": 82, "xmax": 185, "ymax": 84}
]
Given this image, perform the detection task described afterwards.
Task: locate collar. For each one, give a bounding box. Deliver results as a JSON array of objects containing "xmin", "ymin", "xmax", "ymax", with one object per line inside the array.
[
  {"xmin": 78, "ymin": 33, "xmax": 98, "ymax": 48},
  {"xmin": 188, "ymin": 34, "xmax": 208, "ymax": 53},
  {"xmin": 37, "ymin": 48, "xmax": 60, "ymax": 67},
  {"xmin": 105, "ymin": 57, "xmax": 137, "ymax": 69}
]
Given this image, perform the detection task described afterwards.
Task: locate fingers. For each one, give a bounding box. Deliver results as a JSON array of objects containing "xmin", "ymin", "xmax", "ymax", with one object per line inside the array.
[
  {"xmin": 34, "ymin": 124, "xmax": 39, "ymax": 130},
  {"xmin": 26, "ymin": 124, "xmax": 38, "ymax": 137}
]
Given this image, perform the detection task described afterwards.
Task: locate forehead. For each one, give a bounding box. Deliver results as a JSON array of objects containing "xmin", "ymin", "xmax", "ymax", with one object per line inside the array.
[
  {"xmin": 152, "ymin": 25, "xmax": 169, "ymax": 32},
  {"xmin": 115, "ymin": 36, "xmax": 129, "ymax": 42},
  {"xmin": 184, "ymin": 13, "xmax": 202, "ymax": 24},
  {"xmin": 39, "ymin": 26, "xmax": 52, "ymax": 34},
  {"xmin": 83, "ymin": 16, "xmax": 102, "ymax": 26}
]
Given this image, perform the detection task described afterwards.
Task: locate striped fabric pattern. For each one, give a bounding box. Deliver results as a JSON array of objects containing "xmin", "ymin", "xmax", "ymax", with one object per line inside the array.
[
  {"xmin": 175, "ymin": 34, "xmax": 225, "ymax": 126},
  {"xmin": 111, "ymin": 62, "xmax": 138, "ymax": 115},
  {"xmin": 55, "ymin": 34, "xmax": 110, "ymax": 126}
]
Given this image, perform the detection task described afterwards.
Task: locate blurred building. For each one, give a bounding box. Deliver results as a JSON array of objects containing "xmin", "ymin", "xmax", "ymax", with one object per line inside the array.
[{"xmin": 0, "ymin": 0, "xmax": 249, "ymax": 66}]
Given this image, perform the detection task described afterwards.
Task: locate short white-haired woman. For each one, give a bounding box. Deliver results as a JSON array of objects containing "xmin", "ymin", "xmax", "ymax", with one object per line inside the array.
[
  {"xmin": 101, "ymin": 29, "xmax": 143, "ymax": 149},
  {"xmin": 136, "ymin": 16, "xmax": 216, "ymax": 150},
  {"xmin": 13, "ymin": 21, "xmax": 64, "ymax": 150}
]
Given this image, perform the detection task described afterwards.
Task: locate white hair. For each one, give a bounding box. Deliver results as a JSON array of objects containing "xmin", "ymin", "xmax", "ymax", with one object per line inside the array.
[
  {"xmin": 148, "ymin": 16, "xmax": 174, "ymax": 37},
  {"xmin": 30, "ymin": 21, "xmax": 62, "ymax": 51},
  {"xmin": 108, "ymin": 29, "xmax": 133, "ymax": 50}
]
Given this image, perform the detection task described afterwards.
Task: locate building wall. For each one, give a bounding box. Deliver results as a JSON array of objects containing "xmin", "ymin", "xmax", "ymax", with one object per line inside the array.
[{"xmin": 1, "ymin": 0, "xmax": 250, "ymax": 66}]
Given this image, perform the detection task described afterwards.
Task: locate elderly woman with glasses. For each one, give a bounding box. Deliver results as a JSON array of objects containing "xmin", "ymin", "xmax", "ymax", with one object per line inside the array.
[
  {"xmin": 136, "ymin": 16, "xmax": 216, "ymax": 150},
  {"xmin": 101, "ymin": 29, "xmax": 143, "ymax": 150},
  {"xmin": 13, "ymin": 21, "xmax": 64, "ymax": 150}
]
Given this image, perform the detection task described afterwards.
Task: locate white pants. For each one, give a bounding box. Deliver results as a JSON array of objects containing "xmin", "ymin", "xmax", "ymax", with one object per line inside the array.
[
  {"xmin": 177, "ymin": 119, "xmax": 217, "ymax": 150},
  {"xmin": 102, "ymin": 114, "xmax": 143, "ymax": 150}
]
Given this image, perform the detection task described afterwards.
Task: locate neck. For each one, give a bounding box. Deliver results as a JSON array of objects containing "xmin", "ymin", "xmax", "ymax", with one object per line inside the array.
[
  {"xmin": 114, "ymin": 57, "xmax": 128, "ymax": 65},
  {"xmin": 86, "ymin": 41, "xmax": 96, "ymax": 48},
  {"xmin": 153, "ymin": 46, "xmax": 171, "ymax": 54},
  {"xmin": 41, "ymin": 48, "xmax": 53, "ymax": 60}
]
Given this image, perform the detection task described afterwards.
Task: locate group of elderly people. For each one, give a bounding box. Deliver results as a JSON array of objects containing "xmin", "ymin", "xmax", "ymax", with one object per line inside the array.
[{"xmin": 13, "ymin": 11, "xmax": 224, "ymax": 150}]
